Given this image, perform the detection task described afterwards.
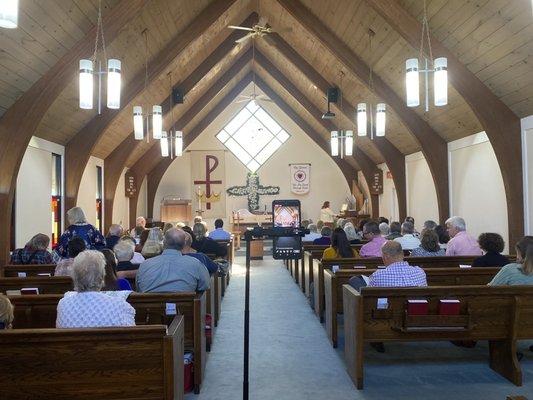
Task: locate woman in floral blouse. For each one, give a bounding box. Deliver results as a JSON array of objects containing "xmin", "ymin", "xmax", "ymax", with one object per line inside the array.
[{"xmin": 54, "ymin": 207, "xmax": 106, "ymax": 259}]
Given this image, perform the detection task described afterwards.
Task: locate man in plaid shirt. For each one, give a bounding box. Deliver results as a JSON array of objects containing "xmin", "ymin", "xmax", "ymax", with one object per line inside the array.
[{"xmin": 369, "ymin": 241, "xmax": 427, "ymax": 287}]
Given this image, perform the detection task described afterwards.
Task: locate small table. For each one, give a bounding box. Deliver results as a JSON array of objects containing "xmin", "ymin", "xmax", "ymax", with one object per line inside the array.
[{"xmin": 250, "ymin": 239, "xmax": 264, "ymax": 260}]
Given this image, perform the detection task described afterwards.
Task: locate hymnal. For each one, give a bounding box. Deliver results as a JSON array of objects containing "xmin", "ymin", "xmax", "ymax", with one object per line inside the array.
[
  {"xmin": 407, "ymin": 299, "xmax": 428, "ymax": 315},
  {"xmin": 459, "ymin": 264, "xmax": 472, "ymax": 268},
  {"xmin": 165, "ymin": 302, "xmax": 177, "ymax": 315},
  {"xmin": 439, "ymin": 299, "xmax": 460, "ymax": 315},
  {"xmin": 20, "ymin": 288, "xmax": 39, "ymax": 295},
  {"xmin": 17, "ymin": 272, "xmax": 27, "ymax": 278},
  {"xmin": 6, "ymin": 290, "xmax": 21, "ymax": 296}
]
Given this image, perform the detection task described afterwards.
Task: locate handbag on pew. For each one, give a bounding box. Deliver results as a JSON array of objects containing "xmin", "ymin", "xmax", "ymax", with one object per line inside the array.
[
  {"xmin": 184, "ymin": 352, "xmax": 194, "ymax": 392},
  {"xmin": 216, "ymin": 259, "xmax": 229, "ymax": 276}
]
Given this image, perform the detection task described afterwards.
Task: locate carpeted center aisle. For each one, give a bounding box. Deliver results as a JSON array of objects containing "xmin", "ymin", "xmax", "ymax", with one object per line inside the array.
[{"xmin": 186, "ymin": 256, "xmax": 533, "ymax": 400}]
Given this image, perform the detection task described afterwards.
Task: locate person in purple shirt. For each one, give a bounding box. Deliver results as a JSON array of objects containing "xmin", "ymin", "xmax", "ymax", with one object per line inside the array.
[
  {"xmin": 359, "ymin": 221, "xmax": 387, "ymax": 257},
  {"xmin": 445, "ymin": 216, "xmax": 482, "ymax": 256}
]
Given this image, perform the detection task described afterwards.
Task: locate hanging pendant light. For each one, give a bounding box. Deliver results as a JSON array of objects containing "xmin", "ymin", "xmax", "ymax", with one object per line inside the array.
[
  {"xmin": 160, "ymin": 132, "xmax": 169, "ymax": 157},
  {"xmin": 375, "ymin": 104, "xmax": 386, "ymax": 137},
  {"xmin": 404, "ymin": 0, "xmax": 447, "ymax": 111},
  {"xmin": 152, "ymin": 105, "xmax": 162, "ymax": 139},
  {"xmin": 175, "ymin": 131, "xmax": 183, "ymax": 157},
  {"xmin": 79, "ymin": 60, "xmax": 94, "ymax": 109},
  {"xmin": 345, "ymin": 130, "xmax": 354, "ymax": 156},
  {"xmin": 78, "ymin": 0, "xmax": 121, "ymax": 113},
  {"xmin": 133, "ymin": 106, "xmax": 144, "ymax": 140},
  {"xmin": 330, "ymin": 131, "xmax": 339, "ymax": 157},
  {"xmin": 357, "ymin": 103, "xmax": 367, "ymax": 136},
  {"xmin": 0, "ymin": 0, "xmax": 18, "ymax": 29}
]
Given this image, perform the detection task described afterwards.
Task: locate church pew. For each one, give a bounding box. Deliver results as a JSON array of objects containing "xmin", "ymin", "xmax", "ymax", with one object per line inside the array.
[
  {"xmin": 0, "ymin": 316, "xmax": 184, "ymax": 400},
  {"xmin": 312, "ymin": 256, "xmax": 515, "ymax": 322},
  {"xmin": 342, "ymin": 285, "xmax": 533, "ymax": 389},
  {"xmin": 205, "ymin": 275, "xmax": 216, "ymax": 351},
  {"xmin": 324, "ymin": 267, "xmax": 501, "ymax": 347},
  {"xmin": 0, "ymin": 276, "xmax": 72, "ymax": 294},
  {"xmin": 1, "ymin": 263, "xmax": 57, "ymax": 277},
  {"xmin": 9, "ymin": 291, "xmax": 207, "ymax": 394},
  {"xmin": 213, "ymin": 273, "xmax": 223, "ymax": 326}
]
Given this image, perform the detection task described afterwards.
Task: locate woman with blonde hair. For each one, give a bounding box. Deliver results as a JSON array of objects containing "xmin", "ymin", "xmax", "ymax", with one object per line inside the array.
[
  {"xmin": 141, "ymin": 228, "xmax": 164, "ymax": 258},
  {"xmin": 54, "ymin": 207, "xmax": 105, "ymax": 259},
  {"xmin": 0, "ymin": 294, "xmax": 14, "ymax": 329},
  {"xmin": 489, "ymin": 236, "xmax": 533, "ymax": 286}
]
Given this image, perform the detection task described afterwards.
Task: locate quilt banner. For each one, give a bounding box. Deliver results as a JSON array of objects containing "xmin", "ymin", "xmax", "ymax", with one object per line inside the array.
[
  {"xmin": 289, "ymin": 163, "xmax": 310, "ymax": 195},
  {"xmin": 191, "ymin": 150, "xmax": 226, "ymax": 218}
]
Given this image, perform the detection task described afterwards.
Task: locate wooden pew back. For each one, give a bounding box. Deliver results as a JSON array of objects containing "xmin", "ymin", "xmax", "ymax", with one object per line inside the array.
[
  {"xmin": 343, "ymin": 285, "xmax": 533, "ymax": 389},
  {"xmin": 1, "ymin": 263, "xmax": 57, "ymax": 277},
  {"xmin": 0, "ymin": 276, "xmax": 72, "ymax": 294},
  {"xmin": 0, "ymin": 316, "xmax": 184, "ymax": 400}
]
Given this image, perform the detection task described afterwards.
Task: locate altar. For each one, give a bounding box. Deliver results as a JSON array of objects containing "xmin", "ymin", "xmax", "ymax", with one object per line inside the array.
[{"xmin": 231, "ymin": 209, "xmax": 273, "ymax": 236}]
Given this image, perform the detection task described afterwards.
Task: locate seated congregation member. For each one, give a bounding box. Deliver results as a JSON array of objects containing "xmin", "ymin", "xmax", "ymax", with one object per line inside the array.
[
  {"xmin": 136, "ymin": 229, "xmax": 149, "ymax": 253},
  {"xmin": 344, "ymin": 222, "xmax": 362, "ymax": 244},
  {"xmin": 405, "ymin": 216, "xmax": 420, "ymax": 237},
  {"xmin": 141, "ymin": 228, "xmax": 163, "ymax": 258},
  {"xmin": 192, "ymin": 223, "xmax": 227, "ymax": 258},
  {"xmin": 359, "ymin": 221, "xmax": 387, "ymax": 257},
  {"xmin": 0, "ymin": 294, "xmax": 14, "ymax": 329},
  {"xmin": 10, "ymin": 233, "xmax": 53, "ymax": 264},
  {"xmin": 105, "ymin": 224, "xmax": 123, "ymax": 250},
  {"xmin": 319, "ymin": 201, "xmax": 336, "ymax": 224},
  {"xmin": 322, "ymin": 228, "xmax": 358, "ymax": 259},
  {"xmin": 394, "ymin": 222, "xmax": 421, "ymax": 250},
  {"xmin": 101, "ymin": 249, "xmax": 132, "ymax": 291},
  {"xmin": 386, "ymin": 222, "xmax": 402, "ymax": 240},
  {"xmin": 435, "ymin": 224, "xmax": 450, "ymax": 249},
  {"xmin": 336, "ymin": 218, "xmax": 346, "ymax": 229},
  {"xmin": 369, "ymin": 241, "xmax": 427, "ymax": 287},
  {"xmin": 313, "ymin": 226, "xmax": 332, "ymax": 245},
  {"xmin": 113, "ymin": 240, "xmax": 139, "ymax": 280},
  {"xmin": 472, "ymin": 233, "xmax": 510, "ymax": 268},
  {"xmin": 163, "ymin": 222, "xmax": 174, "ymax": 234},
  {"xmin": 208, "ymin": 218, "xmax": 231, "ymax": 241},
  {"xmin": 302, "ymin": 223, "xmax": 321, "ymax": 242},
  {"xmin": 379, "ymin": 222, "xmax": 390, "ymax": 237},
  {"xmin": 445, "ymin": 216, "xmax": 482, "ymax": 256},
  {"xmin": 130, "ymin": 216, "xmax": 146, "ymax": 238},
  {"xmin": 55, "ymin": 207, "xmax": 106, "ymax": 258},
  {"xmin": 410, "ymin": 229, "xmax": 446, "ymax": 257},
  {"xmin": 56, "ymin": 251, "xmax": 135, "ymax": 328},
  {"xmin": 120, "ymin": 236, "xmax": 145, "ymax": 265},
  {"xmin": 54, "ymin": 236, "xmax": 86, "ymax": 276},
  {"xmin": 136, "ymin": 228, "xmax": 210, "ymax": 293},
  {"xmin": 489, "ymin": 236, "xmax": 533, "ymax": 286},
  {"xmin": 423, "ymin": 220, "xmax": 438, "ymax": 230},
  {"xmin": 181, "ymin": 231, "xmax": 219, "ymax": 275}
]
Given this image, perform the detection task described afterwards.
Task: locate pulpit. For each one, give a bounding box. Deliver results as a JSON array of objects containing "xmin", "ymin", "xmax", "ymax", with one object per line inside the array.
[
  {"xmin": 231, "ymin": 209, "xmax": 271, "ymax": 256},
  {"xmin": 160, "ymin": 196, "xmax": 192, "ymax": 224}
]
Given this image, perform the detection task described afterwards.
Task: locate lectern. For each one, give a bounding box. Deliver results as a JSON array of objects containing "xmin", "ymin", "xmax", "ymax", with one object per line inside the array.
[{"xmin": 160, "ymin": 196, "xmax": 192, "ymax": 223}]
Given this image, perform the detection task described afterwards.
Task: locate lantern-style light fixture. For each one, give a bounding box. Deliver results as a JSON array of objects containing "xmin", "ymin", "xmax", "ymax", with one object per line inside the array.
[
  {"xmin": 79, "ymin": 1, "xmax": 121, "ymax": 114},
  {"xmin": 159, "ymin": 72, "xmax": 184, "ymax": 159},
  {"xmin": 330, "ymin": 130, "xmax": 353, "ymax": 158},
  {"xmin": 0, "ymin": 0, "xmax": 18, "ymax": 29},
  {"xmin": 405, "ymin": 1, "xmax": 447, "ymax": 111},
  {"xmin": 160, "ymin": 132, "xmax": 169, "ymax": 157}
]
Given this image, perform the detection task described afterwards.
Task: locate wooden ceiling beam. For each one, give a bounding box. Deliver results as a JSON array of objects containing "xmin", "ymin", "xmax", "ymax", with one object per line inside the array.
[
  {"xmin": 255, "ymin": 51, "xmax": 379, "ymax": 218},
  {"xmin": 264, "ymin": 32, "xmax": 406, "ymax": 220},
  {"xmin": 365, "ymin": 0, "xmax": 523, "ymax": 248},
  {"xmin": 64, "ymin": 0, "xmax": 238, "ymax": 214},
  {"xmin": 129, "ymin": 70, "xmax": 253, "ymax": 224},
  {"xmin": 103, "ymin": 14, "xmax": 257, "ymax": 232},
  {"xmin": 0, "ymin": 0, "xmax": 146, "ymax": 265},
  {"xmin": 277, "ymin": 0, "xmax": 448, "ymax": 223}
]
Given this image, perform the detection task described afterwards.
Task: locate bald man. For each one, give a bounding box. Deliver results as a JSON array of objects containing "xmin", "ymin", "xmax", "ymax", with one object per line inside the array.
[
  {"xmin": 136, "ymin": 228, "xmax": 210, "ymax": 292},
  {"xmin": 368, "ymin": 241, "xmax": 427, "ymax": 287}
]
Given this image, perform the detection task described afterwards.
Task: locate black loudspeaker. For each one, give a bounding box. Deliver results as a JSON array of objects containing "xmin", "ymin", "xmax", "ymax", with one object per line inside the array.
[
  {"xmin": 172, "ymin": 88, "xmax": 184, "ymax": 104},
  {"xmin": 327, "ymin": 87, "xmax": 339, "ymax": 103}
]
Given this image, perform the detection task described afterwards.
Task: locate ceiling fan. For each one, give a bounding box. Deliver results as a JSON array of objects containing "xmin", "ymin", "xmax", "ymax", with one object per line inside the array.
[{"xmin": 229, "ymin": 16, "xmax": 291, "ymax": 44}]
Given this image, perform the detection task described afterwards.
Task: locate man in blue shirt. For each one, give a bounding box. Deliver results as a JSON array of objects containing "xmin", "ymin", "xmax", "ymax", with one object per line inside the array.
[
  {"xmin": 208, "ymin": 219, "xmax": 231, "ymax": 241},
  {"xmin": 136, "ymin": 229, "xmax": 210, "ymax": 293}
]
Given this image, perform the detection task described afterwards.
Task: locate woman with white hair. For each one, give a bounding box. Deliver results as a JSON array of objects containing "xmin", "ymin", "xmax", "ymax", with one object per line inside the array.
[
  {"xmin": 56, "ymin": 250, "xmax": 135, "ymax": 328},
  {"xmin": 344, "ymin": 222, "xmax": 362, "ymax": 244},
  {"xmin": 54, "ymin": 207, "xmax": 106, "ymax": 259},
  {"xmin": 141, "ymin": 228, "xmax": 164, "ymax": 258}
]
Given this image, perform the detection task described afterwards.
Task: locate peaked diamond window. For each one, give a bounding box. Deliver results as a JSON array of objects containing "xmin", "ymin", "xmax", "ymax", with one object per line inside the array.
[{"xmin": 216, "ymin": 101, "xmax": 290, "ymax": 172}]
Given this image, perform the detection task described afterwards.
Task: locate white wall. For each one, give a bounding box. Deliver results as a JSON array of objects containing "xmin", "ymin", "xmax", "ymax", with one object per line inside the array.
[
  {"xmin": 136, "ymin": 177, "xmax": 148, "ymax": 220},
  {"xmin": 448, "ymin": 132, "xmax": 508, "ymax": 251},
  {"xmin": 154, "ymin": 91, "xmax": 351, "ymax": 226},
  {"xmin": 112, "ymin": 168, "xmax": 129, "ymax": 228},
  {"xmin": 15, "ymin": 137, "xmax": 64, "ymax": 249},
  {"xmin": 522, "ymin": 115, "xmax": 533, "ymax": 235},
  {"xmin": 77, "ymin": 156, "xmax": 104, "ymax": 227},
  {"xmin": 378, "ymin": 163, "xmax": 399, "ymax": 222},
  {"xmin": 405, "ymin": 152, "xmax": 439, "ymax": 232}
]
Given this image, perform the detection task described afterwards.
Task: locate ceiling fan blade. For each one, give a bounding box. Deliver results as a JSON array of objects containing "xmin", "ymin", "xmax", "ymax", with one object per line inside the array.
[
  {"xmin": 235, "ymin": 99, "xmax": 250, "ymax": 103},
  {"xmin": 258, "ymin": 16, "xmax": 268, "ymax": 27},
  {"xmin": 235, "ymin": 33, "xmax": 254, "ymax": 43},
  {"xmin": 228, "ymin": 25, "xmax": 254, "ymax": 31},
  {"xmin": 259, "ymin": 98, "xmax": 273, "ymax": 103}
]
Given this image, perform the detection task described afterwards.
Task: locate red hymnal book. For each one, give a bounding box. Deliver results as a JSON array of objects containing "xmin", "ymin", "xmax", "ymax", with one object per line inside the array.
[
  {"xmin": 407, "ymin": 299, "xmax": 428, "ymax": 315},
  {"xmin": 439, "ymin": 299, "xmax": 460, "ymax": 315}
]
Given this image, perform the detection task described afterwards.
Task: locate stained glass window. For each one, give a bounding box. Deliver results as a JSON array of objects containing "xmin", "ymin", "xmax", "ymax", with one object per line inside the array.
[{"xmin": 216, "ymin": 101, "xmax": 290, "ymax": 172}]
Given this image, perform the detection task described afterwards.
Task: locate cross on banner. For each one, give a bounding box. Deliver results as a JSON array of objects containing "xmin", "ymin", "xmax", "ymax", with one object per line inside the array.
[
  {"xmin": 226, "ymin": 173, "xmax": 280, "ymax": 211},
  {"xmin": 193, "ymin": 155, "xmax": 222, "ymax": 210}
]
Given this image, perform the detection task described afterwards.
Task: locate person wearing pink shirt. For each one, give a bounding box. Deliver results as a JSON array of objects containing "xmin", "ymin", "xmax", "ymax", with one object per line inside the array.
[
  {"xmin": 359, "ymin": 221, "xmax": 387, "ymax": 257},
  {"xmin": 445, "ymin": 216, "xmax": 482, "ymax": 256}
]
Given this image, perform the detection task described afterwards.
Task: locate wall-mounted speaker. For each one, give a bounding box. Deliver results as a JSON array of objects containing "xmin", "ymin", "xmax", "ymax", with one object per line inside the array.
[
  {"xmin": 327, "ymin": 87, "xmax": 339, "ymax": 103},
  {"xmin": 172, "ymin": 88, "xmax": 184, "ymax": 104}
]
